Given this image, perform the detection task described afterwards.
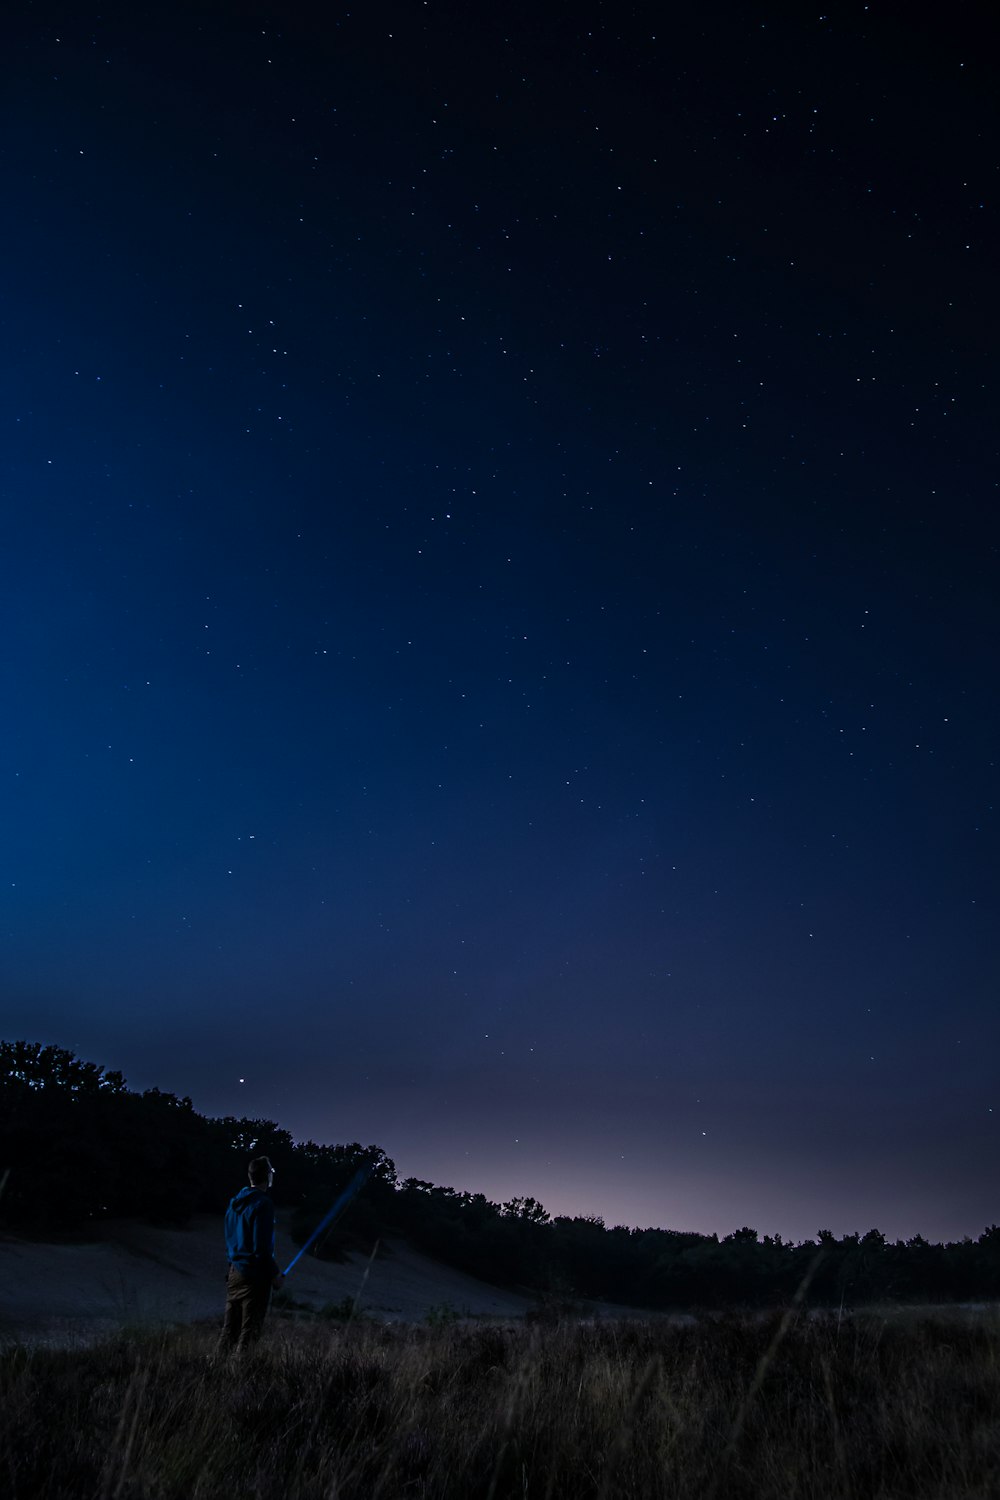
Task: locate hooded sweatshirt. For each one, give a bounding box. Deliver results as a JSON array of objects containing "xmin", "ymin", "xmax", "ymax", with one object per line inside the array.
[{"xmin": 225, "ymin": 1186, "xmax": 280, "ymax": 1278}]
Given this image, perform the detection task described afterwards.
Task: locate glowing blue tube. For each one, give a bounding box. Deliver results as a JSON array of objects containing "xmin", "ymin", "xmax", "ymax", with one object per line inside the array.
[{"xmin": 283, "ymin": 1165, "xmax": 372, "ymax": 1277}]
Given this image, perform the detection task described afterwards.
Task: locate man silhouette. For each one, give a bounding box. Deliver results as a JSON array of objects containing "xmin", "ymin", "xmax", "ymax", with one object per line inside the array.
[{"xmin": 218, "ymin": 1155, "xmax": 285, "ymax": 1351}]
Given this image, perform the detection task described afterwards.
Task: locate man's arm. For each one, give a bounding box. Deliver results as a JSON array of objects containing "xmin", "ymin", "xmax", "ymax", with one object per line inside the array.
[{"xmin": 252, "ymin": 1197, "xmax": 283, "ymax": 1283}]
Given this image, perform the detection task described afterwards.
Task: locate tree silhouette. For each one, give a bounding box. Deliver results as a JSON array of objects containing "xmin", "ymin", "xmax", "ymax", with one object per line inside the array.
[{"xmin": 4, "ymin": 1038, "xmax": 999, "ymax": 1310}]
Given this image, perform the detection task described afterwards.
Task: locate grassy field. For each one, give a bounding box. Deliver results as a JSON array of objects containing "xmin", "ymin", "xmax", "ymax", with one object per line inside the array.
[{"xmin": 3, "ymin": 1309, "xmax": 999, "ymax": 1498}]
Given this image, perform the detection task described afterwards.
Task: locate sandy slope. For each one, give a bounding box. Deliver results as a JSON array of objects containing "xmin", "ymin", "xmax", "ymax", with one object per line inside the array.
[{"xmin": 0, "ymin": 1213, "xmax": 536, "ymax": 1346}]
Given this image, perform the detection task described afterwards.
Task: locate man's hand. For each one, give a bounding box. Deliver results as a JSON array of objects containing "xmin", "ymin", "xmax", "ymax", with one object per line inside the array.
[{"xmin": 272, "ymin": 1273, "xmax": 285, "ymax": 1290}]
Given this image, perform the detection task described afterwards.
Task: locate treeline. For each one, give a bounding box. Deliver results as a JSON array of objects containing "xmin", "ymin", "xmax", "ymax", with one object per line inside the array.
[
  {"xmin": 3, "ymin": 1040, "xmax": 1000, "ymax": 1309},
  {"xmin": 0, "ymin": 1041, "xmax": 395, "ymax": 1233}
]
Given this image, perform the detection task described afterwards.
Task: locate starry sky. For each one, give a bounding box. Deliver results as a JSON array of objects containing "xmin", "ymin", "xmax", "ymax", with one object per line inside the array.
[{"xmin": 2, "ymin": 1, "xmax": 997, "ymax": 1244}]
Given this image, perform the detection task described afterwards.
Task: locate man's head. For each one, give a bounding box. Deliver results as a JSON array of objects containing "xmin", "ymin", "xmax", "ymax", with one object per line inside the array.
[{"xmin": 248, "ymin": 1156, "xmax": 275, "ymax": 1188}]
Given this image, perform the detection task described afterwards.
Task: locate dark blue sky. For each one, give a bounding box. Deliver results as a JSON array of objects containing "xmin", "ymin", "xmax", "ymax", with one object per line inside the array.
[{"xmin": 2, "ymin": 0, "xmax": 997, "ymax": 1242}]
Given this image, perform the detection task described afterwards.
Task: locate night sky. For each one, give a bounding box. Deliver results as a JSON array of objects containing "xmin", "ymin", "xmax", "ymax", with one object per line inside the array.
[{"xmin": 3, "ymin": 1, "xmax": 997, "ymax": 1244}]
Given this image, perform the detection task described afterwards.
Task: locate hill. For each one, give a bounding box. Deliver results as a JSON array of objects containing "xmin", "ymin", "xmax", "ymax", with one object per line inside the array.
[
  {"xmin": 6, "ymin": 1041, "xmax": 1000, "ymax": 1315},
  {"xmin": 0, "ymin": 1213, "xmax": 543, "ymax": 1347}
]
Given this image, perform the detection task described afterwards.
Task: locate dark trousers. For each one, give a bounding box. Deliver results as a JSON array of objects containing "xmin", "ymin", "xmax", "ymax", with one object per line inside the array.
[{"xmin": 219, "ymin": 1266, "xmax": 272, "ymax": 1351}]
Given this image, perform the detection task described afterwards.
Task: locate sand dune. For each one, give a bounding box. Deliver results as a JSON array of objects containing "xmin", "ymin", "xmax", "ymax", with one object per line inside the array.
[{"xmin": 0, "ymin": 1213, "xmax": 536, "ymax": 1346}]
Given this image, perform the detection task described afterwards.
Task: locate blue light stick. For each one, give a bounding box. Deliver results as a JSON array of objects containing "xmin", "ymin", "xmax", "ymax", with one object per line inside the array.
[{"xmin": 283, "ymin": 1165, "xmax": 372, "ymax": 1277}]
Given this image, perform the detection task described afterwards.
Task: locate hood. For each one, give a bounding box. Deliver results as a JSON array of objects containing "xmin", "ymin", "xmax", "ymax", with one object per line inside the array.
[{"xmin": 229, "ymin": 1186, "xmax": 266, "ymax": 1215}]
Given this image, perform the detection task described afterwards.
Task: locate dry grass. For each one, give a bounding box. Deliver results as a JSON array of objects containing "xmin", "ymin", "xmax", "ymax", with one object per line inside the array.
[{"xmin": 3, "ymin": 1310, "xmax": 999, "ymax": 1498}]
